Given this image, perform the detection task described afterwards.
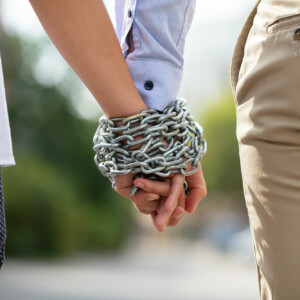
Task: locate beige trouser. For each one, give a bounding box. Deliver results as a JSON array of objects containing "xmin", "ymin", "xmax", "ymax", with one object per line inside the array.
[{"xmin": 231, "ymin": 0, "xmax": 300, "ymax": 299}]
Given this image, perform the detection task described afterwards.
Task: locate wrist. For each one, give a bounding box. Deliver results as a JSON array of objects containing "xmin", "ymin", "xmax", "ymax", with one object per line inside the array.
[
  {"xmin": 103, "ymin": 92, "xmax": 148, "ymax": 119},
  {"xmin": 114, "ymin": 111, "xmax": 153, "ymax": 150}
]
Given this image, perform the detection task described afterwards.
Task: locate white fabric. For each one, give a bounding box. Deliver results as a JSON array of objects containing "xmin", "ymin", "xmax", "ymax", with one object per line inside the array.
[
  {"xmin": 0, "ymin": 53, "xmax": 15, "ymax": 167},
  {"xmin": 115, "ymin": 0, "xmax": 196, "ymax": 111}
]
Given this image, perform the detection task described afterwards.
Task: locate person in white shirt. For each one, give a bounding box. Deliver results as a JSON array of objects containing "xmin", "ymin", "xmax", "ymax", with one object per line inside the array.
[
  {"xmin": 0, "ymin": 53, "xmax": 16, "ymax": 268},
  {"xmin": 0, "ymin": 0, "xmax": 206, "ymax": 269}
]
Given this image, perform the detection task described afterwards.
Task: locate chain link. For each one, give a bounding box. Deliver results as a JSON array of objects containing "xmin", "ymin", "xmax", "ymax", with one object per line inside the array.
[{"xmin": 93, "ymin": 98, "xmax": 207, "ymax": 197}]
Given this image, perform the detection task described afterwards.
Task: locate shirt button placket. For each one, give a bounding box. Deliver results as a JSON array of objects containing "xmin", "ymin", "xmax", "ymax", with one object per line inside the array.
[{"xmin": 128, "ymin": 0, "xmax": 135, "ymax": 20}]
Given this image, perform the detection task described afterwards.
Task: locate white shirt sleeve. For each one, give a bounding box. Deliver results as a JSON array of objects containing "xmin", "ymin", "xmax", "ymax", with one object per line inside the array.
[{"xmin": 115, "ymin": 0, "xmax": 196, "ymax": 111}]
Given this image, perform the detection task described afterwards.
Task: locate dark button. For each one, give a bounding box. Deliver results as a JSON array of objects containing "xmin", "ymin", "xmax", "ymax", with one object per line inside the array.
[
  {"xmin": 294, "ymin": 28, "xmax": 300, "ymax": 41},
  {"xmin": 144, "ymin": 80, "xmax": 154, "ymax": 90},
  {"xmin": 128, "ymin": 10, "xmax": 132, "ymax": 18}
]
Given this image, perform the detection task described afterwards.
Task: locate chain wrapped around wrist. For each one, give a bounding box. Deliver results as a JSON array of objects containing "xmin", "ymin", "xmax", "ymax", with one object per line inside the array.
[{"xmin": 93, "ymin": 98, "xmax": 207, "ymax": 197}]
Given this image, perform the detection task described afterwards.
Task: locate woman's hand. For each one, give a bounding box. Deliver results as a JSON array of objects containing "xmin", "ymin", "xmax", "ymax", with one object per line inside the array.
[
  {"xmin": 114, "ymin": 173, "xmax": 161, "ymax": 214},
  {"xmin": 114, "ymin": 173, "xmax": 186, "ymax": 231},
  {"xmin": 134, "ymin": 174, "xmax": 186, "ymax": 231}
]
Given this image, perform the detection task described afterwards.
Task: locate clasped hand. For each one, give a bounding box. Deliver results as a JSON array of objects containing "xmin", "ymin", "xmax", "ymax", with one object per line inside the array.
[{"xmin": 114, "ymin": 163, "xmax": 207, "ymax": 232}]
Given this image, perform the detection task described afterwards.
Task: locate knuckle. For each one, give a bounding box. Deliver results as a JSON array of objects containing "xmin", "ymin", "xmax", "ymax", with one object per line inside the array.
[
  {"xmin": 115, "ymin": 186, "xmax": 128, "ymax": 198},
  {"xmin": 133, "ymin": 193, "xmax": 148, "ymax": 205},
  {"xmin": 164, "ymin": 205, "xmax": 174, "ymax": 213},
  {"xmin": 148, "ymin": 202, "xmax": 159, "ymax": 211},
  {"xmin": 132, "ymin": 194, "xmax": 139, "ymax": 204},
  {"xmin": 136, "ymin": 204, "xmax": 150, "ymax": 215},
  {"xmin": 168, "ymin": 219, "xmax": 179, "ymax": 227},
  {"xmin": 114, "ymin": 184, "xmax": 126, "ymax": 195},
  {"xmin": 201, "ymin": 188, "xmax": 207, "ymax": 198},
  {"xmin": 168, "ymin": 222, "xmax": 176, "ymax": 227}
]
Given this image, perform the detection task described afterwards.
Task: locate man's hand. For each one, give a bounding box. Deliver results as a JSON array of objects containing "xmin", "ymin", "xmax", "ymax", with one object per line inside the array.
[{"xmin": 185, "ymin": 163, "xmax": 207, "ymax": 213}]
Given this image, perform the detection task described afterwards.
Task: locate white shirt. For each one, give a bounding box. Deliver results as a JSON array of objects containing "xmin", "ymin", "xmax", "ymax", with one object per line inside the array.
[
  {"xmin": 115, "ymin": 0, "xmax": 196, "ymax": 111},
  {"xmin": 0, "ymin": 52, "xmax": 15, "ymax": 167}
]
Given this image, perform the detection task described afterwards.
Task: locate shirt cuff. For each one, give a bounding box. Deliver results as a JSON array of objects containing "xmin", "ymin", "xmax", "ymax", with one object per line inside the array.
[{"xmin": 126, "ymin": 57, "xmax": 183, "ymax": 111}]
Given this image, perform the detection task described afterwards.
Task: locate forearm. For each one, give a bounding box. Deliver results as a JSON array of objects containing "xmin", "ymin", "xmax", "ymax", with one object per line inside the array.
[{"xmin": 28, "ymin": 0, "xmax": 148, "ymax": 118}]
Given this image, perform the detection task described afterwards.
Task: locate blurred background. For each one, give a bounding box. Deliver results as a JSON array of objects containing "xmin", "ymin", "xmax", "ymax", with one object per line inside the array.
[{"xmin": 0, "ymin": 0, "xmax": 259, "ymax": 299}]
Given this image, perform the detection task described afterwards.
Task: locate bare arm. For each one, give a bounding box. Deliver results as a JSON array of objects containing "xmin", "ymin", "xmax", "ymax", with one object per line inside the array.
[
  {"xmin": 28, "ymin": 0, "xmax": 148, "ymax": 118},
  {"xmin": 28, "ymin": 0, "xmax": 205, "ymax": 231}
]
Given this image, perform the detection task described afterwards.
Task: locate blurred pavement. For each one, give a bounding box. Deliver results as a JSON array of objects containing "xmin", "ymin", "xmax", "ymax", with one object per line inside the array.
[{"xmin": 0, "ymin": 238, "xmax": 259, "ymax": 300}]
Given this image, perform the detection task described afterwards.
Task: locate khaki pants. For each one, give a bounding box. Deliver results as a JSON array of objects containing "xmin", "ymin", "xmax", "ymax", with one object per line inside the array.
[{"xmin": 231, "ymin": 0, "xmax": 300, "ymax": 299}]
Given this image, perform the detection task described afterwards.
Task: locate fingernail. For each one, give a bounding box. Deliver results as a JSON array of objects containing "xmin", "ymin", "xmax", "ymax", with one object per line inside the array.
[
  {"xmin": 174, "ymin": 213, "xmax": 183, "ymax": 220},
  {"xmin": 158, "ymin": 225, "xmax": 165, "ymax": 232},
  {"xmin": 156, "ymin": 221, "xmax": 165, "ymax": 232},
  {"xmin": 135, "ymin": 182, "xmax": 144, "ymax": 189},
  {"xmin": 147, "ymin": 194, "xmax": 159, "ymax": 201}
]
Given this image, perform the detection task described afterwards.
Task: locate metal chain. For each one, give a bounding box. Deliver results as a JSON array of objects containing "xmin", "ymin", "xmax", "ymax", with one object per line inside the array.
[{"xmin": 93, "ymin": 98, "xmax": 207, "ymax": 197}]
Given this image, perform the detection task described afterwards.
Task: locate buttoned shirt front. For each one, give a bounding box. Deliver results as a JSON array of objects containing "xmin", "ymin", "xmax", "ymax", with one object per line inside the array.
[{"xmin": 114, "ymin": 0, "xmax": 196, "ymax": 111}]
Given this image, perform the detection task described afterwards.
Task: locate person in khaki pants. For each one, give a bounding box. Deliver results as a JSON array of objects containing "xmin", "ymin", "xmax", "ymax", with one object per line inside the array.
[{"xmin": 231, "ymin": 0, "xmax": 300, "ymax": 298}]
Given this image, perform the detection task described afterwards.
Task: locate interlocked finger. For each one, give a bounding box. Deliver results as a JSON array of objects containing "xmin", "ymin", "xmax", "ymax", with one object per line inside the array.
[
  {"xmin": 132, "ymin": 189, "xmax": 160, "ymax": 205},
  {"xmin": 153, "ymin": 174, "xmax": 185, "ymax": 231},
  {"xmin": 136, "ymin": 200, "xmax": 160, "ymax": 215},
  {"xmin": 168, "ymin": 188, "xmax": 186, "ymax": 226},
  {"xmin": 134, "ymin": 177, "xmax": 172, "ymax": 197}
]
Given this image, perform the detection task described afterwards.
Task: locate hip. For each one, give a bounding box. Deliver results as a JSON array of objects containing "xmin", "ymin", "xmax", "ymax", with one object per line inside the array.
[{"xmin": 231, "ymin": 0, "xmax": 300, "ymax": 146}]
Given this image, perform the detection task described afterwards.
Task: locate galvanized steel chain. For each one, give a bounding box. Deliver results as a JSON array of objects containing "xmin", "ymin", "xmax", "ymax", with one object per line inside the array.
[{"xmin": 93, "ymin": 98, "xmax": 207, "ymax": 197}]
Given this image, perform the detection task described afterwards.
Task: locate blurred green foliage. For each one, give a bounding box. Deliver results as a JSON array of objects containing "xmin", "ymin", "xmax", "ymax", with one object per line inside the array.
[
  {"xmin": 200, "ymin": 94, "xmax": 243, "ymax": 194},
  {"xmin": 1, "ymin": 33, "xmax": 131, "ymax": 258},
  {"xmin": 0, "ymin": 30, "xmax": 244, "ymax": 258}
]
